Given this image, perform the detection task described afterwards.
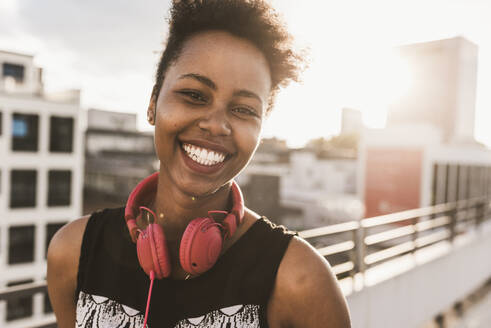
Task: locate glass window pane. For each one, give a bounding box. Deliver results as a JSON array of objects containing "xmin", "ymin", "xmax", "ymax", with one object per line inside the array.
[
  {"xmin": 12, "ymin": 113, "xmax": 39, "ymax": 152},
  {"xmin": 8, "ymin": 225, "xmax": 35, "ymax": 264},
  {"xmin": 3, "ymin": 63, "xmax": 25, "ymax": 83},
  {"xmin": 48, "ymin": 170, "xmax": 72, "ymax": 206},
  {"xmin": 10, "ymin": 170, "xmax": 37, "ymax": 208},
  {"xmin": 49, "ymin": 116, "xmax": 74, "ymax": 153}
]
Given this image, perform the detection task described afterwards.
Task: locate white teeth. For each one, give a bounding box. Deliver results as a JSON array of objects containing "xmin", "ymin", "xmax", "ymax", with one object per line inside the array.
[{"xmin": 182, "ymin": 143, "xmax": 227, "ymax": 166}]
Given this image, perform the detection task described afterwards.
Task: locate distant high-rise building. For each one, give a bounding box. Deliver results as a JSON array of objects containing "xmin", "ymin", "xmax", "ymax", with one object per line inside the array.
[
  {"xmin": 387, "ymin": 36, "xmax": 478, "ymax": 143},
  {"xmin": 359, "ymin": 37, "xmax": 491, "ymax": 218},
  {"xmin": 0, "ymin": 50, "xmax": 83, "ymax": 326}
]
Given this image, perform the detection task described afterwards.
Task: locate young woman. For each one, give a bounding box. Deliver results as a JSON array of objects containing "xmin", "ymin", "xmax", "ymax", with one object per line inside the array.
[{"xmin": 47, "ymin": 1, "xmax": 351, "ymax": 327}]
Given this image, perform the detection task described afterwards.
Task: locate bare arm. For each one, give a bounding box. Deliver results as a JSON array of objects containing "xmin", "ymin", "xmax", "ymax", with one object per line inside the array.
[
  {"xmin": 267, "ymin": 236, "xmax": 351, "ymax": 328},
  {"xmin": 47, "ymin": 215, "xmax": 90, "ymax": 328}
]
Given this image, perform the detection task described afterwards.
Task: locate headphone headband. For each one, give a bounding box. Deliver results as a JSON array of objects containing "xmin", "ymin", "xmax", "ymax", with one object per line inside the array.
[{"xmin": 124, "ymin": 172, "xmax": 244, "ymax": 242}]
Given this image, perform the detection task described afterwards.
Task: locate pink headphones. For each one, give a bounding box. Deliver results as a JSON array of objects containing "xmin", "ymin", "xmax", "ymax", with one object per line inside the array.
[{"xmin": 124, "ymin": 172, "xmax": 245, "ymax": 279}]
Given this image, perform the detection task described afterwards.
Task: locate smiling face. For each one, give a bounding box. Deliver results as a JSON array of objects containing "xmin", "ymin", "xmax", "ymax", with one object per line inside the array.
[{"xmin": 149, "ymin": 30, "xmax": 272, "ymax": 197}]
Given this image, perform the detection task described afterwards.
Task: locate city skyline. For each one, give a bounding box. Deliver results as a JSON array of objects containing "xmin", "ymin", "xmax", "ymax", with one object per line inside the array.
[{"xmin": 1, "ymin": 0, "xmax": 490, "ymax": 147}]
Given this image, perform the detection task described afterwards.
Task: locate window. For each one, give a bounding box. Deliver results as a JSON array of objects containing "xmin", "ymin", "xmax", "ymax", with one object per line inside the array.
[
  {"xmin": 7, "ymin": 279, "xmax": 34, "ymax": 321},
  {"xmin": 49, "ymin": 116, "xmax": 74, "ymax": 152},
  {"xmin": 45, "ymin": 222, "xmax": 67, "ymax": 257},
  {"xmin": 3, "ymin": 63, "xmax": 25, "ymax": 83},
  {"xmin": 8, "ymin": 225, "xmax": 35, "ymax": 264},
  {"xmin": 48, "ymin": 170, "xmax": 72, "ymax": 206},
  {"xmin": 10, "ymin": 170, "xmax": 37, "ymax": 208},
  {"xmin": 12, "ymin": 113, "xmax": 39, "ymax": 151}
]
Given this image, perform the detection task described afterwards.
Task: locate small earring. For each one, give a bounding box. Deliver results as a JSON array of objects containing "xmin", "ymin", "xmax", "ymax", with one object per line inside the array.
[{"xmin": 147, "ymin": 113, "xmax": 153, "ymax": 123}]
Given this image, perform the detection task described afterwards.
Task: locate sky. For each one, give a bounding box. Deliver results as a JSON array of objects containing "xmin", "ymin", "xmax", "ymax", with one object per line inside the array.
[{"xmin": 1, "ymin": 0, "xmax": 490, "ymax": 147}]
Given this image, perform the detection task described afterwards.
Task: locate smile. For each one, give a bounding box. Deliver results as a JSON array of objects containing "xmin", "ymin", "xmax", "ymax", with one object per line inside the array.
[{"xmin": 182, "ymin": 143, "xmax": 227, "ymax": 166}]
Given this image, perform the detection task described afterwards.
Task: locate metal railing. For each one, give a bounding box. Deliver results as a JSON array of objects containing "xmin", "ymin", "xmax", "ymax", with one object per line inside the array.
[
  {"xmin": 0, "ymin": 197, "xmax": 489, "ymax": 328},
  {"xmin": 0, "ymin": 281, "xmax": 55, "ymax": 328},
  {"xmin": 299, "ymin": 196, "xmax": 490, "ymax": 279}
]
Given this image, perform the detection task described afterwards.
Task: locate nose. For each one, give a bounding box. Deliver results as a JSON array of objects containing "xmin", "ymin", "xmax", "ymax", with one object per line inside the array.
[{"xmin": 198, "ymin": 108, "xmax": 232, "ymax": 136}]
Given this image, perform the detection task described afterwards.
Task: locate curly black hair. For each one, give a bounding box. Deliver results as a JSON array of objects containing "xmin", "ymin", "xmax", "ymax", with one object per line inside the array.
[{"xmin": 151, "ymin": 0, "xmax": 303, "ymax": 112}]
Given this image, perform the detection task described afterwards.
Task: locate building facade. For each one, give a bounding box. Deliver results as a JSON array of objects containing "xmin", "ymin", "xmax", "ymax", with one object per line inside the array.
[
  {"xmin": 238, "ymin": 139, "xmax": 361, "ymax": 230},
  {"xmin": 359, "ymin": 120, "xmax": 491, "ymax": 218},
  {"xmin": 360, "ymin": 36, "xmax": 490, "ymax": 217},
  {"xmin": 84, "ymin": 108, "xmax": 156, "ymax": 214},
  {"xmin": 0, "ymin": 50, "xmax": 83, "ymax": 327}
]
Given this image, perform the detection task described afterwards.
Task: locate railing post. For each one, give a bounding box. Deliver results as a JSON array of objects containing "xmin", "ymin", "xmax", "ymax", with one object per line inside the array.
[
  {"xmin": 485, "ymin": 199, "xmax": 491, "ymax": 223},
  {"xmin": 475, "ymin": 200, "xmax": 485, "ymax": 228},
  {"xmin": 350, "ymin": 229, "xmax": 358, "ymax": 278},
  {"xmin": 449, "ymin": 205, "xmax": 457, "ymax": 242},
  {"xmin": 412, "ymin": 216, "xmax": 420, "ymax": 253},
  {"xmin": 355, "ymin": 224, "xmax": 366, "ymax": 276}
]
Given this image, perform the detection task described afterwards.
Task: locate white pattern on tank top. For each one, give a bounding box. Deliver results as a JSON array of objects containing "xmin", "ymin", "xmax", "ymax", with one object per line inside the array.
[{"xmin": 76, "ymin": 291, "xmax": 261, "ymax": 327}]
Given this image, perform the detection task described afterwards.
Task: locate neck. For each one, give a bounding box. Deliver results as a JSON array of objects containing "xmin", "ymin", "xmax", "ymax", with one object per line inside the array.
[{"xmin": 151, "ymin": 169, "xmax": 232, "ymax": 243}]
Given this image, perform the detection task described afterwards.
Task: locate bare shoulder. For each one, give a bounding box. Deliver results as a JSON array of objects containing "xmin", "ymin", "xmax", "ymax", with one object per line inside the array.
[
  {"xmin": 267, "ymin": 236, "xmax": 351, "ymax": 328},
  {"xmin": 47, "ymin": 215, "xmax": 91, "ymax": 328},
  {"xmin": 47, "ymin": 215, "xmax": 90, "ymax": 268},
  {"xmin": 244, "ymin": 206, "xmax": 262, "ymax": 220}
]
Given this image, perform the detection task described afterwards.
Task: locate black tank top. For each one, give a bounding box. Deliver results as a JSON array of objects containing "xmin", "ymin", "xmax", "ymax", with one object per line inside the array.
[{"xmin": 76, "ymin": 207, "xmax": 295, "ymax": 328}]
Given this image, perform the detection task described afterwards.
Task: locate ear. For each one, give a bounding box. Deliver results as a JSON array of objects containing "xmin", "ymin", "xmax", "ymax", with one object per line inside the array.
[{"xmin": 147, "ymin": 95, "xmax": 157, "ymax": 126}]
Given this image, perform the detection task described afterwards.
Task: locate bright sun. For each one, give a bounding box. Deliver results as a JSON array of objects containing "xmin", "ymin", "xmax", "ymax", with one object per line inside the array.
[
  {"xmin": 263, "ymin": 48, "xmax": 414, "ymax": 147},
  {"xmin": 347, "ymin": 50, "xmax": 413, "ymax": 129}
]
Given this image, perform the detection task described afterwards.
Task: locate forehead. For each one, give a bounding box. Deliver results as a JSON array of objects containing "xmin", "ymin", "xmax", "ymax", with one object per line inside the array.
[{"xmin": 164, "ymin": 31, "xmax": 272, "ymax": 97}]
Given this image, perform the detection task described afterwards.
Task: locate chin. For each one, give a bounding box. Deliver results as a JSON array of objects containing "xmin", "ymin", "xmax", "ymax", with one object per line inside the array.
[{"xmin": 181, "ymin": 179, "xmax": 230, "ymax": 199}]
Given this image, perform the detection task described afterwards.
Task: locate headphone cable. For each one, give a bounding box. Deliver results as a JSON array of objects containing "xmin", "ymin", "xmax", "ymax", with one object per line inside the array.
[{"xmin": 143, "ymin": 270, "xmax": 155, "ymax": 328}]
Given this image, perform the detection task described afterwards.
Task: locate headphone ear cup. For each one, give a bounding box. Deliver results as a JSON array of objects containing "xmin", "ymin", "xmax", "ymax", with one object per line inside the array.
[
  {"xmin": 137, "ymin": 223, "xmax": 171, "ymax": 279},
  {"xmin": 180, "ymin": 218, "xmax": 222, "ymax": 275},
  {"xmin": 136, "ymin": 230, "xmax": 155, "ymax": 277}
]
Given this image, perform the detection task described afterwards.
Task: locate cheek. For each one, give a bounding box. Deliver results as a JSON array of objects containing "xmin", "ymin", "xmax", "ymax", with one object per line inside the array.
[
  {"xmin": 155, "ymin": 105, "xmax": 182, "ymax": 136},
  {"xmin": 153, "ymin": 113, "xmax": 179, "ymax": 156},
  {"xmin": 236, "ymin": 124, "xmax": 262, "ymax": 159}
]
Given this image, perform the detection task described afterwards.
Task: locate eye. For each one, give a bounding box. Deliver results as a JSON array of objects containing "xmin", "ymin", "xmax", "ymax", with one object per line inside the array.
[
  {"xmin": 231, "ymin": 106, "xmax": 259, "ymax": 118},
  {"xmin": 177, "ymin": 90, "xmax": 207, "ymax": 103}
]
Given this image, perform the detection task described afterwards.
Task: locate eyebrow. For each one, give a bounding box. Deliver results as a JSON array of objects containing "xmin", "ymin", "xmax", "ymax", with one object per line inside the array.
[
  {"xmin": 233, "ymin": 89, "xmax": 263, "ymax": 105},
  {"xmin": 179, "ymin": 72, "xmax": 263, "ymax": 105},
  {"xmin": 178, "ymin": 73, "xmax": 217, "ymax": 90}
]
